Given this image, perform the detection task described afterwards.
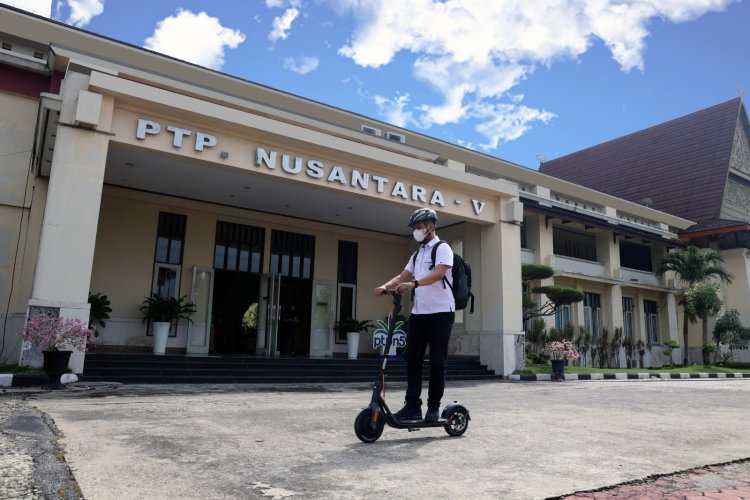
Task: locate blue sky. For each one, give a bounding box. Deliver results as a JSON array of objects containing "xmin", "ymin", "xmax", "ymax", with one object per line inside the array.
[{"xmin": 8, "ymin": 0, "xmax": 750, "ymax": 168}]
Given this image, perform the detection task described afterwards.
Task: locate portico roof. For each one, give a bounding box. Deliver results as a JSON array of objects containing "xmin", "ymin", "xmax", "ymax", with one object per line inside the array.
[{"xmin": 521, "ymin": 194, "xmax": 685, "ymax": 247}]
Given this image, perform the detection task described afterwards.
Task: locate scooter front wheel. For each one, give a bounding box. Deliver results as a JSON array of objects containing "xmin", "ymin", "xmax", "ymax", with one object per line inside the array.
[
  {"xmin": 443, "ymin": 407, "xmax": 469, "ymax": 437},
  {"xmin": 354, "ymin": 408, "xmax": 384, "ymax": 443}
]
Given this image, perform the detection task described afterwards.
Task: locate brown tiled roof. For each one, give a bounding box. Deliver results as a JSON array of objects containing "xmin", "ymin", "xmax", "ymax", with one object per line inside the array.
[
  {"xmin": 539, "ymin": 98, "xmax": 743, "ymax": 224},
  {"xmin": 682, "ymin": 217, "xmax": 750, "ymax": 233}
]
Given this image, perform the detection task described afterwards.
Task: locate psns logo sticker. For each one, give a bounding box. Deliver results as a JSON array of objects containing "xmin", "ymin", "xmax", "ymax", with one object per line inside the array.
[{"xmin": 372, "ymin": 319, "xmax": 407, "ymax": 355}]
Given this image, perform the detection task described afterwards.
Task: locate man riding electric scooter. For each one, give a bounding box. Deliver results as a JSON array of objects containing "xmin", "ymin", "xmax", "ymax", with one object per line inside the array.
[{"xmin": 374, "ymin": 208, "xmax": 456, "ymax": 423}]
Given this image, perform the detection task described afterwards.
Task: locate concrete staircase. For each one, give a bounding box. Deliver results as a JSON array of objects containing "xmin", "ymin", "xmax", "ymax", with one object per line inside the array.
[{"xmin": 80, "ymin": 352, "xmax": 502, "ymax": 384}]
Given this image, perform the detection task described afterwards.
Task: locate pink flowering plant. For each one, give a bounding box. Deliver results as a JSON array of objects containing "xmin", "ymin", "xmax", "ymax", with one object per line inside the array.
[
  {"xmin": 20, "ymin": 314, "xmax": 97, "ymax": 352},
  {"xmin": 543, "ymin": 340, "xmax": 580, "ymax": 361}
]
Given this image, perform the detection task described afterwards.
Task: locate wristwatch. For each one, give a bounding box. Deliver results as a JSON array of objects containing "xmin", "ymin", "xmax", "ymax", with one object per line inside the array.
[{"xmin": 412, "ymin": 278, "xmax": 419, "ymax": 288}]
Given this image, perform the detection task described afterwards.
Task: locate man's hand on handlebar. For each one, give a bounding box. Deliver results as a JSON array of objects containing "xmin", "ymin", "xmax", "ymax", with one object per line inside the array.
[{"xmin": 374, "ymin": 286, "xmax": 388, "ymax": 296}]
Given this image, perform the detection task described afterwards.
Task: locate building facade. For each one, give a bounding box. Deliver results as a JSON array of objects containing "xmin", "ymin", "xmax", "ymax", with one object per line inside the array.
[
  {"xmin": 0, "ymin": 6, "xmax": 692, "ymax": 375},
  {"xmin": 541, "ymin": 99, "xmax": 750, "ymax": 363}
]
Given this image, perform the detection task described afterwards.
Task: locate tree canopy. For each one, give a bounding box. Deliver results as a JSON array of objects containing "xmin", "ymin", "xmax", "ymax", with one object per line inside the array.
[
  {"xmin": 655, "ymin": 245, "xmax": 732, "ymax": 365},
  {"xmin": 522, "ymin": 264, "xmax": 584, "ymax": 322},
  {"xmin": 713, "ymin": 309, "xmax": 750, "ymax": 353}
]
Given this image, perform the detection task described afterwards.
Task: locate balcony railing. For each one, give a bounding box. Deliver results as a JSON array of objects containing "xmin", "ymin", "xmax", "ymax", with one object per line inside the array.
[
  {"xmin": 548, "ymin": 254, "xmax": 606, "ymax": 278},
  {"xmin": 521, "ymin": 248, "xmax": 535, "ymax": 264},
  {"xmin": 616, "ymin": 267, "xmax": 662, "ymax": 287}
]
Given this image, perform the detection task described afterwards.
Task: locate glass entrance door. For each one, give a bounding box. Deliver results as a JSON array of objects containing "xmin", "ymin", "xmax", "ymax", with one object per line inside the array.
[
  {"xmin": 186, "ymin": 267, "xmax": 214, "ymax": 355},
  {"xmin": 310, "ymin": 281, "xmax": 334, "ymax": 358},
  {"xmin": 256, "ymin": 273, "xmax": 281, "ymax": 357}
]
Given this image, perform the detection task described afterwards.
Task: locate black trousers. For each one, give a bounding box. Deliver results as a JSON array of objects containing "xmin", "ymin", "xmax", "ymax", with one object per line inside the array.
[{"xmin": 404, "ymin": 311, "xmax": 455, "ymax": 409}]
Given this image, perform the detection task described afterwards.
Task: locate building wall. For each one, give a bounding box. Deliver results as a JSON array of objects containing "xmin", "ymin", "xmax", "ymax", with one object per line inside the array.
[
  {"xmin": 522, "ymin": 208, "xmax": 684, "ymax": 368},
  {"xmin": 720, "ymin": 248, "xmax": 750, "ymax": 362},
  {"xmin": 89, "ymin": 186, "xmax": 411, "ymax": 356},
  {"xmin": 0, "ymin": 91, "xmax": 45, "ymax": 364},
  {"xmin": 721, "ymin": 117, "xmax": 750, "ymax": 222}
]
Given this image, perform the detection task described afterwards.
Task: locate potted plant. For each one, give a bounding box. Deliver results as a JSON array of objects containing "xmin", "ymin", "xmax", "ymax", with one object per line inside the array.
[
  {"xmin": 662, "ymin": 339, "xmax": 680, "ymax": 367},
  {"xmin": 88, "ymin": 292, "xmax": 112, "ymax": 337},
  {"xmin": 140, "ymin": 295, "xmax": 197, "ymax": 355},
  {"xmin": 335, "ymin": 318, "xmax": 373, "ymax": 359},
  {"xmin": 637, "ymin": 339, "xmax": 646, "ymax": 369},
  {"xmin": 19, "ymin": 314, "xmax": 97, "ymax": 389},
  {"xmin": 543, "ymin": 339, "xmax": 580, "ymax": 381}
]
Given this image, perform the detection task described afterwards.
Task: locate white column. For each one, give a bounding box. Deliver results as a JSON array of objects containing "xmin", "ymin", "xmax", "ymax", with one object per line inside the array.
[
  {"xmin": 526, "ymin": 213, "xmax": 555, "ymax": 330},
  {"xmin": 480, "ymin": 199, "xmax": 523, "ymax": 376},
  {"xmin": 607, "ymin": 284, "xmax": 624, "ymax": 366},
  {"xmin": 27, "ymin": 69, "xmax": 113, "ymax": 373},
  {"xmin": 666, "ymin": 292, "xmax": 680, "ymax": 360}
]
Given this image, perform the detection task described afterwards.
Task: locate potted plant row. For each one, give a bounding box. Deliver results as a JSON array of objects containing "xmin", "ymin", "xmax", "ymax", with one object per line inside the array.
[
  {"xmin": 543, "ymin": 340, "xmax": 580, "ymax": 381},
  {"xmin": 335, "ymin": 318, "xmax": 373, "ymax": 359},
  {"xmin": 20, "ymin": 314, "xmax": 97, "ymax": 389},
  {"xmin": 140, "ymin": 295, "xmax": 196, "ymax": 355}
]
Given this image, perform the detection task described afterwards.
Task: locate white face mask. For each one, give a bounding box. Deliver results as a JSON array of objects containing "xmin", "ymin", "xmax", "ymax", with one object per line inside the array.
[{"xmin": 413, "ymin": 227, "xmax": 428, "ymax": 242}]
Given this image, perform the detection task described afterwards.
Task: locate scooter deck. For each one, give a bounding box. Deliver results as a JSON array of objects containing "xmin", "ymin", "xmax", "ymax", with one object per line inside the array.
[{"xmin": 390, "ymin": 418, "xmax": 448, "ymax": 428}]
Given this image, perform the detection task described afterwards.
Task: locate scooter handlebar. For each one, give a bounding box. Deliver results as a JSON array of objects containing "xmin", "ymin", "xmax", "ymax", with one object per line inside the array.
[{"xmin": 379, "ymin": 289, "xmax": 402, "ymax": 303}]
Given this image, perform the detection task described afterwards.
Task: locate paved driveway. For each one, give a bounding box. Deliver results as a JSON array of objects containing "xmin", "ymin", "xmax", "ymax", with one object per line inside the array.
[{"xmin": 30, "ymin": 379, "xmax": 750, "ymax": 499}]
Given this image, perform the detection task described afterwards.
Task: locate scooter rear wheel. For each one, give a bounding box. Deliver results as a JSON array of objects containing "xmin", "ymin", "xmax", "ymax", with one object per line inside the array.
[
  {"xmin": 354, "ymin": 408, "xmax": 384, "ymax": 443},
  {"xmin": 443, "ymin": 407, "xmax": 469, "ymax": 437}
]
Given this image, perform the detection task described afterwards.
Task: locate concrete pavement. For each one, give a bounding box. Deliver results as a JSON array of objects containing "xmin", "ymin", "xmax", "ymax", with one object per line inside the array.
[{"xmin": 15, "ymin": 378, "xmax": 750, "ymax": 499}]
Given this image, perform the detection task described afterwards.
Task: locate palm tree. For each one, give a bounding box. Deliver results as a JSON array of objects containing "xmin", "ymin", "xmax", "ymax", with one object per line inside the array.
[
  {"xmin": 685, "ymin": 283, "xmax": 723, "ymax": 365},
  {"xmin": 655, "ymin": 246, "xmax": 732, "ymax": 365}
]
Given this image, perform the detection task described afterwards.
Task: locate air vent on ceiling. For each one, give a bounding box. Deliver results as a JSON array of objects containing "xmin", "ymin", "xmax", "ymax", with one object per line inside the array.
[
  {"xmin": 384, "ymin": 131, "xmax": 406, "ymax": 143},
  {"xmin": 360, "ymin": 125, "xmax": 382, "ymax": 136}
]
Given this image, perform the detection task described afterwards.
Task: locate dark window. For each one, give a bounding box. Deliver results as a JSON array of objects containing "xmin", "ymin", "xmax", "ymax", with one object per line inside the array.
[
  {"xmin": 645, "ymin": 300, "xmax": 659, "ymax": 343},
  {"xmin": 520, "ymin": 219, "xmax": 528, "ymax": 249},
  {"xmin": 154, "ymin": 212, "xmax": 187, "ymax": 265},
  {"xmin": 214, "ymin": 221, "xmax": 264, "ymax": 273},
  {"xmin": 553, "ymin": 227, "xmax": 597, "ymax": 262},
  {"xmin": 270, "ymin": 230, "xmax": 315, "ymax": 279},
  {"xmin": 338, "ymin": 241, "xmax": 358, "ymax": 284},
  {"xmin": 584, "ymin": 292, "xmax": 601, "ymax": 339},
  {"xmin": 336, "ymin": 285, "xmax": 355, "ymax": 344},
  {"xmin": 555, "ymin": 305, "xmax": 571, "ymax": 330},
  {"xmin": 623, "ymin": 297, "xmax": 634, "ymax": 339},
  {"xmin": 620, "ymin": 241, "xmax": 653, "ymax": 272}
]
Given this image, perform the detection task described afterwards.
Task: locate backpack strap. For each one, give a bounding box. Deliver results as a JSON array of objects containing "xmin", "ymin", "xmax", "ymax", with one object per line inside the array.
[
  {"xmin": 430, "ymin": 240, "xmax": 449, "ymax": 290},
  {"xmin": 411, "ymin": 241, "xmax": 449, "ymax": 293}
]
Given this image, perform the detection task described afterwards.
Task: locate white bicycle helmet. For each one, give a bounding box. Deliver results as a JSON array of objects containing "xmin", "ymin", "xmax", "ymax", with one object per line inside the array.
[{"xmin": 407, "ymin": 208, "xmax": 438, "ymax": 228}]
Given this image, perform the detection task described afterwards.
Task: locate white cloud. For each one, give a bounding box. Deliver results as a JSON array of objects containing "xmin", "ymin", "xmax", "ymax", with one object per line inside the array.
[
  {"xmin": 6, "ymin": 0, "xmax": 52, "ymax": 17},
  {"xmin": 327, "ymin": 0, "xmax": 737, "ymax": 149},
  {"xmin": 373, "ymin": 93, "xmax": 414, "ymax": 128},
  {"xmin": 472, "ymin": 101, "xmax": 555, "ymax": 150},
  {"xmin": 265, "ymin": 0, "xmax": 301, "ymax": 8},
  {"xmin": 268, "ymin": 7, "xmax": 300, "ymax": 42},
  {"xmin": 64, "ymin": 0, "xmax": 103, "ymax": 27},
  {"xmin": 144, "ymin": 9, "xmax": 245, "ymax": 70},
  {"xmin": 13, "ymin": 0, "xmax": 105, "ymax": 27},
  {"xmin": 283, "ymin": 56, "xmax": 320, "ymax": 74}
]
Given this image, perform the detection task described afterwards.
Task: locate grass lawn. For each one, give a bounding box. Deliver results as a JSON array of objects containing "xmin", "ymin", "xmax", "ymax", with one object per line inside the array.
[
  {"xmin": 0, "ymin": 364, "xmax": 44, "ymax": 374},
  {"xmin": 515, "ymin": 364, "xmax": 750, "ymax": 375}
]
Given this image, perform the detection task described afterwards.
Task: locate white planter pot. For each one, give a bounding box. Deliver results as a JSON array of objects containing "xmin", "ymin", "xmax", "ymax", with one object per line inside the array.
[
  {"xmin": 152, "ymin": 322, "xmax": 171, "ymax": 355},
  {"xmin": 346, "ymin": 331, "xmax": 360, "ymax": 360}
]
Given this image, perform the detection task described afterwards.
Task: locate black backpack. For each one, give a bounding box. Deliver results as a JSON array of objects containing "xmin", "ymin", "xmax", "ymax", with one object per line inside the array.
[{"xmin": 411, "ymin": 240, "xmax": 475, "ymax": 313}]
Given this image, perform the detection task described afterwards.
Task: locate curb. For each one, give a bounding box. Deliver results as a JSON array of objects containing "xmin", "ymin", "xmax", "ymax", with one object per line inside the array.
[
  {"xmin": 0, "ymin": 373, "xmax": 78, "ymax": 387},
  {"xmin": 509, "ymin": 372, "xmax": 750, "ymax": 381}
]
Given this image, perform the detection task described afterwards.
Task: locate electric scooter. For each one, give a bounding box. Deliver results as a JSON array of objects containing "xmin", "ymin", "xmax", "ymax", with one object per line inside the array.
[{"xmin": 354, "ymin": 290, "xmax": 470, "ymax": 443}]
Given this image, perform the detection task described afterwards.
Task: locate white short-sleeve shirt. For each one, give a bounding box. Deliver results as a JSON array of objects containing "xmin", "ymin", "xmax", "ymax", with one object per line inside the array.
[{"xmin": 405, "ymin": 237, "xmax": 454, "ymax": 314}]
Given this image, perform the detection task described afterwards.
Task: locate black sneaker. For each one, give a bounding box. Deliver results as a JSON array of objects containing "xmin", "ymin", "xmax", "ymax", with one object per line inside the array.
[
  {"xmin": 394, "ymin": 403, "xmax": 422, "ymax": 421},
  {"xmin": 425, "ymin": 407, "xmax": 440, "ymax": 422}
]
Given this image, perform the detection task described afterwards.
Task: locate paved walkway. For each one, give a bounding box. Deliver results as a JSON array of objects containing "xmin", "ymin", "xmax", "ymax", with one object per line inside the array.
[
  {"xmin": 562, "ymin": 460, "xmax": 750, "ymax": 499},
  {"xmin": 2, "ymin": 379, "xmax": 750, "ymax": 499}
]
